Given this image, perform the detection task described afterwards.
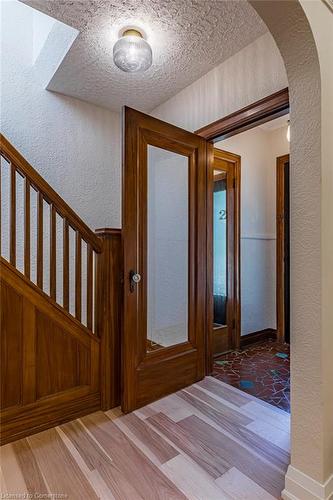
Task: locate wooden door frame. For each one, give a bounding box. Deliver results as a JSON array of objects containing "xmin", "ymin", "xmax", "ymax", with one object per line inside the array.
[
  {"xmin": 196, "ymin": 88, "xmax": 289, "ymax": 142},
  {"xmin": 206, "ymin": 146, "xmax": 241, "ymax": 373},
  {"xmin": 196, "ymin": 88, "xmax": 289, "ymax": 374},
  {"xmin": 276, "ymin": 155, "xmax": 290, "ymax": 343}
]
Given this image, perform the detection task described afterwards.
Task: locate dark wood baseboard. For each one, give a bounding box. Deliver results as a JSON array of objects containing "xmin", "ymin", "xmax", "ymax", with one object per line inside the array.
[
  {"xmin": 240, "ymin": 329, "xmax": 277, "ymax": 348},
  {"xmin": 1, "ymin": 392, "xmax": 101, "ymax": 445}
]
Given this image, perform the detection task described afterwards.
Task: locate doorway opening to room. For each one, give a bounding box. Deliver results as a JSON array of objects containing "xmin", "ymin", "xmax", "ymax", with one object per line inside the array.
[
  {"xmin": 198, "ymin": 89, "xmax": 291, "ymax": 413},
  {"xmin": 121, "ymin": 88, "xmax": 290, "ymax": 414}
]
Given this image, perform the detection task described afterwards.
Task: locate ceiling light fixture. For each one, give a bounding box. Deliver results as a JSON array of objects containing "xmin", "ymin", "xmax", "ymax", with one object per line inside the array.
[
  {"xmin": 113, "ymin": 28, "xmax": 152, "ymax": 73},
  {"xmin": 286, "ymin": 120, "xmax": 290, "ymax": 142}
]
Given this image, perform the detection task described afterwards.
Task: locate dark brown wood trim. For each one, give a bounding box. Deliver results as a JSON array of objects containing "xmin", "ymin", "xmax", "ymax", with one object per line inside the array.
[
  {"xmin": 240, "ymin": 329, "xmax": 277, "ymax": 348},
  {"xmin": 195, "ymin": 88, "xmax": 289, "ymax": 142},
  {"xmin": 233, "ymin": 153, "xmax": 241, "ymax": 351},
  {"xmin": 276, "ymin": 155, "xmax": 290, "ymax": 343},
  {"xmin": 206, "ymin": 143, "xmax": 215, "ymax": 375},
  {"xmin": 206, "ymin": 147, "xmax": 241, "ymax": 375},
  {"xmin": 95, "ymin": 229, "xmax": 122, "ymax": 410},
  {"xmin": 1, "ymin": 392, "xmax": 100, "ymax": 445},
  {"xmin": 95, "ymin": 228, "xmax": 122, "ymax": 236}
]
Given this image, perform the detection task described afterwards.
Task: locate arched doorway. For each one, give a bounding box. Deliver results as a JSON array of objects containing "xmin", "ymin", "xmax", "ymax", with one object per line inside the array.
[{"xmin": 249, "ymin": 2, "xmax": 333, "ymax": 499}]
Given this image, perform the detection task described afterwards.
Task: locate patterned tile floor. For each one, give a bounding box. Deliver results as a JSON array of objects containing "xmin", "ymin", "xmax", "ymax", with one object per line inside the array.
[{"xmin": 213, "ymin": 340, "xmax": 290, "ymax": 412}]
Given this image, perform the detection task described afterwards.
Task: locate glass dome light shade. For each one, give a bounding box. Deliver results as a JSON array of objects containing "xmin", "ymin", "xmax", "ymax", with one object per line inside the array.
[{"xmin": 113, "ymin": 31, "xmax": 152, "ymax": 73}]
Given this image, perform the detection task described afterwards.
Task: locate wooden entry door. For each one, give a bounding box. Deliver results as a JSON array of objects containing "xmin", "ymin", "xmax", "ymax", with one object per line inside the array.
[
  {"xmin": 208, "ymin": 148, "xmax": 240, "ymax": 363},
  {"xmin": 122, "ymin": 107, "xmax": 208, "ymax": 412}
]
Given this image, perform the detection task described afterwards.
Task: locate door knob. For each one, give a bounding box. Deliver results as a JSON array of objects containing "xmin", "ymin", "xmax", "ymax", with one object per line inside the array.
[
  {"xmin": 130, "ymin": 270, "xmax": 141, "ymax": 292},
  {"xmin": 132, "ymin": 272, "xmax": 141, "ymax": 283}
]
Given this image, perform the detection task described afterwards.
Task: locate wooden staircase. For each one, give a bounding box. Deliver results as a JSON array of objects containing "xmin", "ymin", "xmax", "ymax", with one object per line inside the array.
[{"xmin": 0, "ymin": 135, "xmax": 122, "ymax": 444}]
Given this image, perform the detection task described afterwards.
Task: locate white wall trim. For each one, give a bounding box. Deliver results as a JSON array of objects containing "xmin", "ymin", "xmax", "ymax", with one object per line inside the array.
[{"xmin": 282, "ymin": 465, "xmax": 333, "ymax": 500}]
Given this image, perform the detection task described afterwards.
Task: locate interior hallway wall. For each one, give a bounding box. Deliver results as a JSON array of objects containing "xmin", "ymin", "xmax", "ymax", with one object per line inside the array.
[
  {"xmin": 1, "ymin": 0, "xmax": 121, "ymax": 231},
  {"xmin": 217, "ymin": 124, "xmax": 290, "ymax": 336},
  {"xmin": 151, "ymin": 30, "xmax": 288, "ymax": 337},
  {"xmin": 2, "ymin": 3, "xmax": 287, "ymax": 234},
  {"xmin": 152, "ymin": 32, "xmax": 287, "ymax": 132}
]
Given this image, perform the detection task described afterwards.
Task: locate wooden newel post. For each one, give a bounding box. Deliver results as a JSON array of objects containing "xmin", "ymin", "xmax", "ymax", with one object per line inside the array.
[{"xmin": 95, "ymin": 228, "xmax": 122, "ymax": 410}]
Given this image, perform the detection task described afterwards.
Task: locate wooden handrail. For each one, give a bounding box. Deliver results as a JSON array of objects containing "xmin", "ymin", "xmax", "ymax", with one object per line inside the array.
[{"xmin": 0, "ymin": 134, "xmax": 102, "ymax": 253}]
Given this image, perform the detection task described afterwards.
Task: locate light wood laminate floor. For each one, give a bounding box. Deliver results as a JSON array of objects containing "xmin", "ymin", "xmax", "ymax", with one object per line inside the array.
[{"xmin": 0, "ymin": 377, "xmax": 290, "ymax": 499}]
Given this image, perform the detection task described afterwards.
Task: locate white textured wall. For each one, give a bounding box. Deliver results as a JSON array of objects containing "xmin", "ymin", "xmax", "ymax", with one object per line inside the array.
[
  {"xmin": 217, "ymin": 124, "xmax": 289, "ymax": 336},
  {"xmin": 299, "ymin": 0, "xmax": 333, "ymax": 485},
  {"xmin": 2, "ymin": 5, "xmax": 286, "ymax": 236},
  {"xmin": 250, "ymin": 0, "xmax": 332, "ymax": 490},
  {"xmin": 152, "ymin": 32, "xmax": 288, "ymax": 131},
  {"xmin": 1, "ymin": 0, "xmax": 121, "ymax": 326},
  {"xmin": 1, "ymin": 0, "xmax": 121, "ymax": 230}
]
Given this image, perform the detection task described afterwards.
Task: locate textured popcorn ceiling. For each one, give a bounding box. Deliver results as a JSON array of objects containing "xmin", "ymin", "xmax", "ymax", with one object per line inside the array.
[{"xmin": 22, "ymin": 0, "xmax": 267, "ymax": 112}]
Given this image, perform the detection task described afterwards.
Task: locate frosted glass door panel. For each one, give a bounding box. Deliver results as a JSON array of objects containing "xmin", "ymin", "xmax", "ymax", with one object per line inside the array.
[
  {"xmin": 147, "ymin": 146, "xmax": 189, "ymax": 351},
  {"xmin": 213, "ymin": 170, "xmax": 227, "ymax": 327}
]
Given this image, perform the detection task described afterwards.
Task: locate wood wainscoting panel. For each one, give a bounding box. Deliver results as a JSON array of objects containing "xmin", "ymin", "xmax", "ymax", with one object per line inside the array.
[
  {"xmin": 0, "ymin": 258, "xmax": 101, "ymax": 444},
  {"xmin": 0, "ymin": 281, "xmax": 23, "ymax": 409},
  {"xmin": 36, "ymin": 311, "xmax": 91, "ymax": 399}
]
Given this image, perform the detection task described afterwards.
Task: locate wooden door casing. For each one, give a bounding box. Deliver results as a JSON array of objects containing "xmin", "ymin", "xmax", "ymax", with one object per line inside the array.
[
  {"xmin": 122, "ymin": 107, "xmax": 208, "ymax": 412},
  {"xmin": 206, "ymin": 147, "xmax": 241, "ymax": 372},
  {"xmin": 276, "ymin": 155, "xmax": 290, "ymax": 343},
  {"xmin": 195, "ymin": 88, "xmax": 289, "ymax": 141}
]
